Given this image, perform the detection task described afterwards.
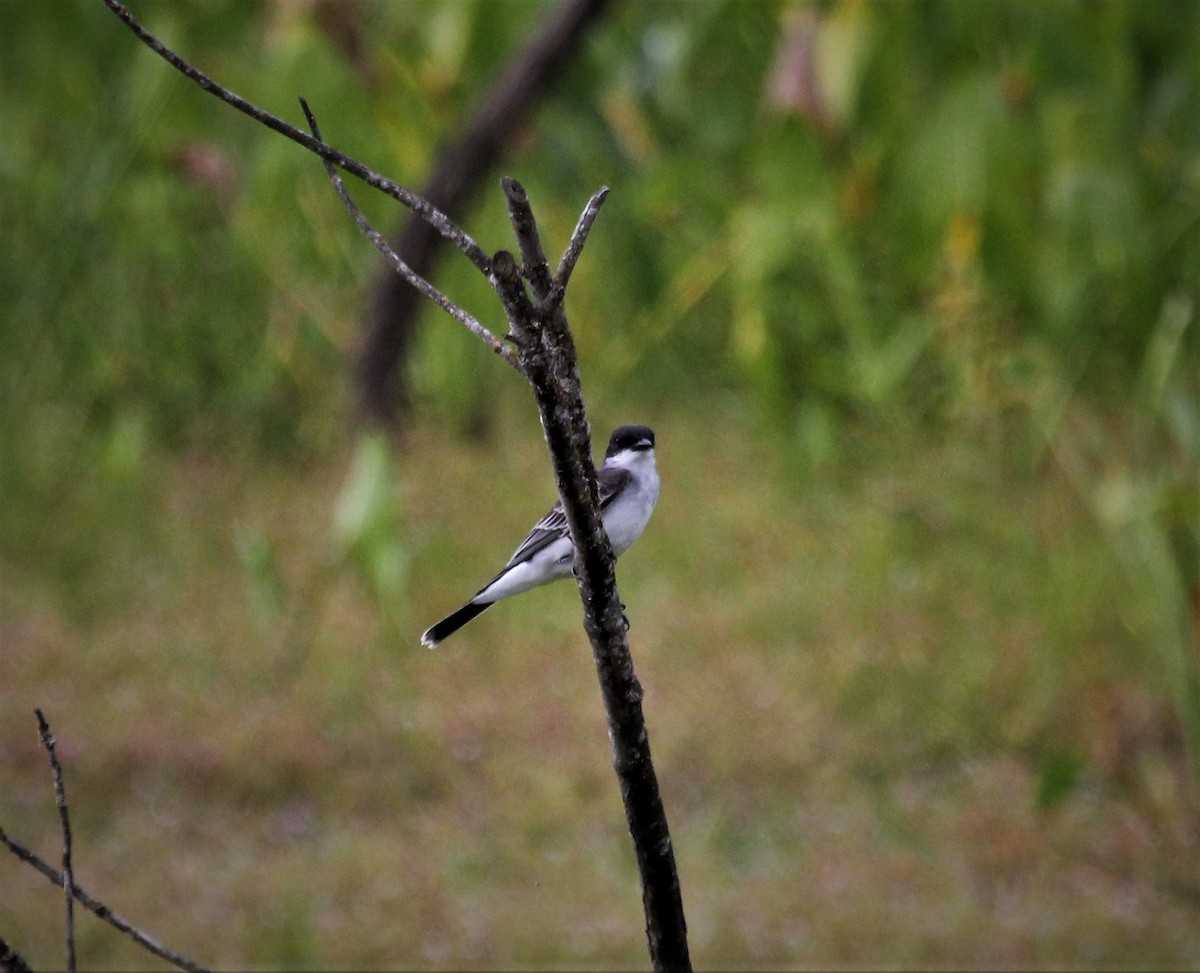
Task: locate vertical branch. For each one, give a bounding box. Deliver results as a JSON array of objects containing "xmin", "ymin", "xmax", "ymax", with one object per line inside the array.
[
  {"xmin": 495, "ymin": 185, "xmax": 691, "ymax": 972},
  {"xmin": 35, "ymin": 710, "xmax": 76, "ymax": 973},
  {"xmin": 502, "ymin": 177, "xmax": 555, "ymax": 301}
]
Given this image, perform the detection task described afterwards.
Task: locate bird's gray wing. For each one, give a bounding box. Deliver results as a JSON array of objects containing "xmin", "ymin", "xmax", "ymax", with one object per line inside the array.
[
  {"xmin": 596, "ymin": 465, "xmax": 632, "ymax": 510},
  {"xmin": 503, "ymin": 502, "xmax": 569, "ymax": 567},
  {"xmin": 503, "ymin": 466, "xmax": 631, "ymax": 568}
]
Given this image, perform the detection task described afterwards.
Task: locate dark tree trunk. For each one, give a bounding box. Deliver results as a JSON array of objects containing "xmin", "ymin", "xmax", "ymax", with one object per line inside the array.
[{"xmin": 357, "ymin": 0, "xmax": 614, "ymax": 427}]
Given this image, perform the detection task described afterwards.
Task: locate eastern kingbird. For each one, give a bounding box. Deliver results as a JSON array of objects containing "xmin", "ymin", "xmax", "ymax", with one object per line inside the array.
[{"xmin": 421, "ymin": 424, "xmax": 659, "ymax": 648}]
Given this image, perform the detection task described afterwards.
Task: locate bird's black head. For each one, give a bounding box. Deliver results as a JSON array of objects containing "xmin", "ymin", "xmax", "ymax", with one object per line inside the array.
[{"xmin": 606, "ymin": 424, "xmax": 656, "ymax": 459}]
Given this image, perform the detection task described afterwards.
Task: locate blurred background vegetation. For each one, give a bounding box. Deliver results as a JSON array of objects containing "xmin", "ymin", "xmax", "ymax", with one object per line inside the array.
[{"xmin": 3, "ymin": 0, "xmax": 1199, "ymax": 967}]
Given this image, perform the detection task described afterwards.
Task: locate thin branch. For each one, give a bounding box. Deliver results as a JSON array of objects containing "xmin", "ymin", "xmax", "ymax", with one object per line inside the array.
[
  {"xmin": 300, "ymin": 100, "xmax": 521, "ymax": 372},
  {"xmin": 0, "ymin": 825, "xmax": 211, "ymax": 973},
  {"xmin": 554, "ymin": 186, "xmax": 610, "ymax": 296},
  {"xmin": 501, "ymin": 177, "xmax": 555, "ymax": 303},
  {"xmin": 98, "ymin": 0, "xmax": 491, "ymax": 275},
  {"xmin": 34, "ymin": 711, "xmax": 74, "ymax": 973},
  {"xmin": 490, "ymin": 249, "xmax": 540, "ymax": 352}
]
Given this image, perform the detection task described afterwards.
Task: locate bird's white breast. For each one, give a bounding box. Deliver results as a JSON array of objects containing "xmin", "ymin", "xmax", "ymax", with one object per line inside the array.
[{"xmin": 603, "ymin": 449, "xmax": 659, "ymax": 556}]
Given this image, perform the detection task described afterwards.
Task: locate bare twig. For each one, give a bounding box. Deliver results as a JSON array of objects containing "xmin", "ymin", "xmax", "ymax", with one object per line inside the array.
[
  {"xmin": 491, "ymin": 250, "xmax": 540, "ymax": 333},
  {"xmin": 0, "ymin": 825, "xmax": 211, "ymax": 973},
  {"xmin": 300, "ymin": 100, "xmax": 521, "ymax": 372},
  {"xmin": 34, "ymin": 711, "xmax": 74, "ymax": 973},
  {"xmin": 98, "ymin": 0, "xmax": 490, "ymax": 275},
  {"xmin": 501, "ymin": 177, "xmax": 555, "ymax": 302},
  {"xmin": 555, "ymin": 186, "xmax": 610, "ymax": 296}
]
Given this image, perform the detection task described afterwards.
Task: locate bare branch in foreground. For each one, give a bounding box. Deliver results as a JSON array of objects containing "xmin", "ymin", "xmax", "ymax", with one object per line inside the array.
[
  {"xmin": 501, "ymin": 177, "xmax": 556, "ymax": 303},
  {"xmin": 98, "ymin": 0, "xmax": 491, "ymax": 275},
  {"xmin": 34, "ymin": 711, "xmax": 74, "ymax": 973},
  {"xmin": 0, "ymin": 824, "xmax": 211, "ymax": 973},
  {"xmin": 554, "ymin": 186, "xmax": 610, "ymax": 296},
  {"xmin": 300, "ymin": 100, "xmax": 521, "ymax": 372},
  {"xmin": 491, "ymin": 187, "xmax": 690, "ymax": 971}
]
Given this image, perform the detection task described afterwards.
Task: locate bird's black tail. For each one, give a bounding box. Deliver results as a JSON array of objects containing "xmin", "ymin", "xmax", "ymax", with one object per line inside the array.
[{"xmin": 421, "ymin": 600, "xmax": 493, "ymax": 649}]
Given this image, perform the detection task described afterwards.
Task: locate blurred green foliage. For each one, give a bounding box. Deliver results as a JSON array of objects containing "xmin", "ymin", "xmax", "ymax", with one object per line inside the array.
[
  {"xmin": 4, "ymin": 0, "xmax": 1199, "ymax": 438},
  {"xmin": 333, "ymin": 430, "xmax": 408, "ymax": 612},
  {"xmin": 3, "ymin": 0, "xmax": 1200, "ymax": 967}
]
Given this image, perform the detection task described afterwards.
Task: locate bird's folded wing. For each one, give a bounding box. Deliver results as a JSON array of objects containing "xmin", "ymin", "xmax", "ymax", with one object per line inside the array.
[
  {"xmin": 596, "ymin": 465, "xmax": 632, "ymax": 510},
  {"xmin": 504, "ymin": 504, "xmax": 569, "ymax": 567},
  {"xmin": 502, "ymin": 467, "xmax": 631, "ymax": 568}
]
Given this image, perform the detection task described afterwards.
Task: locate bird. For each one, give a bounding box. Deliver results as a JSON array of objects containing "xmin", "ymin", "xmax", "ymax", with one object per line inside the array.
[{"xmin": 421, "ymin": 424, "xmax": 659, "ymax": 648}]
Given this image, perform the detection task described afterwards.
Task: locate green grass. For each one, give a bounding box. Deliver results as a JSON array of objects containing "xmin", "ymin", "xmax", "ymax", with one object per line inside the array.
[{"xmin": 2, "ymin": 403, "xmax": 1197, "ymax": 970}]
